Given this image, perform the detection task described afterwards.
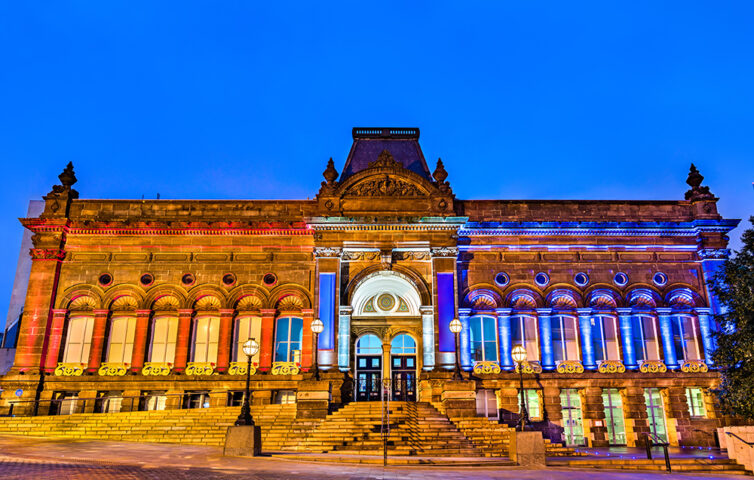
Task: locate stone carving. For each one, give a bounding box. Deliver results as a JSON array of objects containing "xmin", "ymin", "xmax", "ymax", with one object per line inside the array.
[
  {"xmin": 515, "ymin": 361, "xmax": 543, "ymax": 374},
  {"xmin": 556, "ymin": 360, "xmax": 585, "ymax": 374},
  {"xmin": 111, "ymin": 296, "xmax": 139, "ymax": 311},
  {"xmin": 69, "ymin": 295, "xmax": 98, "ymax": 312},
  {"xmin": 142, "ymin": 362, "xmax": 172, "ymax": 376},
  {"xmin": 698, "ymin": 248, "xmax": 730, "ymax": 259},
  {"xmin": 98, "ymin": 362, "xmax": 129, "ymax": 376},
  {"xmin": 228, "ymin": 361, "xmax": 258, "ymax": 376},
  {"xmin": 271, "ymin": 361, "xmax": 300, "ymax": 375},
  {"xmin": 343, "ymin": 175, "xmax": 426, "ymax": 197},
  {"xmin": 341, "ymin": 250, "xmax": 380, "ymax": 261},
  {"xmin": 54, "ymin": 363, "xmax": 86, "ymax": 376},
  {"xmin": 322, "ymin": 158, "xmax": 338, "ymax": 186},
  {"xmin": 392, "ymin": 251, "xmax": 431, "ymax": 261},
  {"xmin": 368, "ymin": 149, "xmax": 401, "ymax": 169},
  {"xmin": 185, "ymin": 362, "xmax": 215, "ymax": 376},
  {"xmin": 430, "ymin": 246, "xmax": 458, "ymax": 258},
  {"xmin": 685, "ymin": 164, "xmax": 716, "ymax": 201},
  {"xmin": 639, "ymin": 360, "xmax": 667, "ymax": 373},
  {"xmin": 236, "ymin": 295, "xmax": 263, "ymax": 312},
  {"xmin": 680, "ymin": 359, "xmax": 708, "ymax": 373},
  {"xmin": 473, "ymin": 361, "xmax": 502, "ymax": 375},
  {"xmin": 195, "ymin": 295, "xmax": 222, "ymax": 311},
  {"xmin": 30, "ymin": 248, "xmax": 66, "ymax": 260},
  {"xmin": 314, "ymin": 247, "xmax": 342, "ymax": 258},
  {"xmin": 597, "ymin": 360, "xmax": 626, "ymax": 374}
]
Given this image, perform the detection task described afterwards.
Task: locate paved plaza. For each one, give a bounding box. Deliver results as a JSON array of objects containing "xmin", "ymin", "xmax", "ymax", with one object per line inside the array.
[{"xmin": 0, "ymin": 435, "xmax": 746, "ymax": 479}]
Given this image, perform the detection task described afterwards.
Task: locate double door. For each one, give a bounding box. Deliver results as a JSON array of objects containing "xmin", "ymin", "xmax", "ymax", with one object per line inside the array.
[
  {"xmin": 356, "ymin": 355, "xmax": 382, "ymax": 401},
  {"xmin": 391, "ymin": 355, "xmax": 416, "ymax": 401}
]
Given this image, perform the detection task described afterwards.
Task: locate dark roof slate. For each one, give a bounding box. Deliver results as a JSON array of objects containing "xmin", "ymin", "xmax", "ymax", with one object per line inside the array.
[{"xmin": 339, "ymin": 128, "xmax": 432, "ymax": 181}]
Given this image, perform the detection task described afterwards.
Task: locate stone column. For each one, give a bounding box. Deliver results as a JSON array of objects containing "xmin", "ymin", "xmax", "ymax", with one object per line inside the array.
[
  {"xmin": 657, "ymin": 308, "xmax": 677, "ymax": 368},
  {"xmin": 617, "ymin": 308, "xmax": 636, "ymax": 368},
  {"xmin": 337, "ymin": 307, "xmax": 352, "ymax": 371},
  {"xmin": 695, "ymin": 307, "xmax": 714, "ymax": 365},
  {"xmin": 173, "ymin": 309, "xmax": 193, "ymax": 372},
  {"xmin": 301, "ymin": 308, "xmax": 314, "ymax": 370},
  {"xmin": 87, "ymin": 310, "xmax": 109, "ymax": 372},
  {"xmin": 259, "ymin": 309, "xmax": 276, "ymax": 372},
  {"xmin": 43, "ymin": 309, "xmax": 67, "ymax": 372},
  {"xmin": 577, "ymin": 308, "xmax": 595, "ymax": 369},
  {"xmin": 622, "ymin": 386, "xmax": 650, "ymax": 447},
  {"xmin": 458, "ymin": 308, "xmax": 472, "ymax": 370},
  {"xmin": 536, "ymin": 308, "xmax": 554, "ymax": 369},
  {"xmin": 582, "ymin": 386, "xmax": 608, "ymax": 447},
  {"xmin": 130, "ymin": 309, "xmax": 151, "ymax": 373},
  {"xmin": 542, "ymin": 384, "xmax": 563, "ymax": 443},
  {"xmin": 496, "ymin": 308, "xmax": 513, "ymax": 370},
  {"xmin": 421, "ymin": 305, "xmax": 436, "ymax": 370},
  {"xmin": 382, "ymin": 342, "xmax": 392, "ymax": 384},
  {"xmin": 216, "ymin": 309, "xmax": 234, "ymax": 373}
]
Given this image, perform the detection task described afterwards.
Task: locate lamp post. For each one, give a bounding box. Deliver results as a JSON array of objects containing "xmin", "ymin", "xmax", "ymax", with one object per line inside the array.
[
  {"xmin": 512, "ymin": 344, "xmax": 529, "ymax": 432},
  {"xmin": 235, "ymin": 338, "xmax": 260, "ymax": 426},
  {"xmin": 449, "ymin": 318, "xmax": 463, "ymax": 381},
  {"xmin": 310, "ymin": 318, "xmax": 324, "ymax": 381}
]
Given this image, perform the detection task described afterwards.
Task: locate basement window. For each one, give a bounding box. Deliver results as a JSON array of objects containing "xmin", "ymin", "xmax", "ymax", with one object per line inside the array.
[
  {"xmin": 96, "ymin": 391, "xmax": 123, "ymax": 413},
  {"xmin": 140, "ymin": 391, "xmax": 167, "ymax": 411},
  {"xmin": 183, "ymin": 391, "xmax": 210, "ymax": 409},
  {"xmin": 273, "ymin": 390, "xmax": 296, "ymax": 405},
  {"xmin": 686, "ymin": 388, "xmax": 707, "ymax": 418},
  {"xmin": 227, "ymin": 391, "xmax": 245, "ymax": 407},
  {"xmin": 476, "ymin": 389, "xmax": 498, "ymax": 419},
  {"xmin": 51, "ymin": 391, "xmax": 79, "ymax": 416}
]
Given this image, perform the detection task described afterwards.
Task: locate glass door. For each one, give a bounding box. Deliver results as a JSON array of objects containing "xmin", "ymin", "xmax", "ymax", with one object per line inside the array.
[
  {"xmin": 602, "ymin": 388, "xmax": 627, "ymax": 445},
  {"xmin": 391, "ymin": 355, "xmax": 416, "ymax": 401},
  {"xmin": 560, "ymin": 389, "xmax": 585, "ymax": 446},
  {"xmin": 356, "ymin": 355, "xmax": 382, "ymax": 401}
]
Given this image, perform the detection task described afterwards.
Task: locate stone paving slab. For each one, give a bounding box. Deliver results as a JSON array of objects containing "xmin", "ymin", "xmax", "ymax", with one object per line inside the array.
[{"xmin": 0, "ymin": 435, "xmax": 746, "ymax": 479}]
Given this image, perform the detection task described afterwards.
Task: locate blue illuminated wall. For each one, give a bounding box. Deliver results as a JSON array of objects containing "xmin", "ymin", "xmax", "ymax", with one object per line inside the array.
[
  {"xmin": 437, "ymin": 273, "xmax": 455, "ymax": 352},
  {"xmin": 317, "ymin": 273, "xmax": 335, "ymax": 350}
]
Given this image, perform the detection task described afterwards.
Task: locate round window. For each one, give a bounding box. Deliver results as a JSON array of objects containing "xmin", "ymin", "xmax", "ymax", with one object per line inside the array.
[
  {"xmin": 653, "ymin": 272, "xmax": 668, "ymax": 287},
  {"xmin": 98, "ymin": 273, "xmax": 113, "ymax": 286},
  {"xmin": 534, "ymin": 272, "xmax": 550, "ymax": 287},
  {"xmin": 222, "ymin": 273, "xmax": 237, "ymax": 286},
  {"xmin": 263, "ymin": 273, "xmax": 278, "ymax": 286},
  {"xmin": 494, "ymin": 272, "xmax": 510, "ymax": 287},
  {"xmin": 574, "ymin": 272, "xmax": 589, "ymax": 287},
  {"xmin": 181, "ymin": 273, "xmax": 195, "ymax": 286},
  {"xmin": 613, "ymin": 272, "xmax": 629, "ymax": 287},
  {"xmin": 140, "ymin": 273, "xmax": 154, "ymax": 286}
]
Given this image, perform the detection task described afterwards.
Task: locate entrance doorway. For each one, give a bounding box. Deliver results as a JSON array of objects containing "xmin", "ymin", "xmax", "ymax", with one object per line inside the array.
[
  {"xmin": 390, "ymin": 334, "xmax": 417, "ymax": 401},
  {"xmin": 355, "ymin": 334, "xmax": 382, "ymax": 401}
]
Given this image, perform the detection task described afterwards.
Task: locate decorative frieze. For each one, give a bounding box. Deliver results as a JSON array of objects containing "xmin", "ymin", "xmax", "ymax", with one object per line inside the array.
[
  {"xmin": 98, "ymin": 362, "xmax": 129, "ymax": 376},
  {"xmin": 271, "ymin": 361, "xmax": 300, "ymax": 375},
  {"xmin": 680, "ymin": 359, "xmax": 709, "ymax": 373},
  {"xmin": 514, "ymin": 361, "xmax": 543, "ymax": 374},
  {"xmin": 30, "ymin": 248, "xmax": 66, "ymax": 260},
  {"xmin": 141, "ymin": 362, "xmax": 172, "ymax": 376},
  {"xmin": 639, "ymin": 360, "xmax": 668, "ymax": 373},
  {"xmin": 228, "ymin": 361, "xmax": 257, "ymax": 376},
  {"xmin": 314, "ymin": 247, "xmax": 342, "ymax": 258},
  {"xmin": 430, "ymin": 246, "xmax": 458, "ymax": 258},
  {"xmin": 185, "ymin": 362, "xmax": 215, "ymax": 376},
  {"xmin": 473, "ymin": 361, "xmax": 501, "ymax": 375},
  {"xmin": 54, "ymin": 363, "xmax": 85, "ymax": 376},
  {"xmin": 556, "ymin": 360, "xmax": 585, "ymax": 374},
  {"xmin": 597, "ymin": 360, "xmax": 626, "ymax": 374}
]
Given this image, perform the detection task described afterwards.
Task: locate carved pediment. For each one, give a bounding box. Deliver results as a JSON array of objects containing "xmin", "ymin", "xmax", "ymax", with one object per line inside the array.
[{"xmin": 343, "ymin": 175, "xmax": 427, "ymax": 198}]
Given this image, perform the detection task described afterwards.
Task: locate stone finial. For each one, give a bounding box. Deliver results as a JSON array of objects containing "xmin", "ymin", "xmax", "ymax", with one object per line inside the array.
[
  {"xmin": 433, "ymin": 158, "xmax": 448, "ymax": 184},
  {"xmin": 58, "ymin": 162, "xmax": 77, "ymax": 188},
  {"xmin": 323, "ymin": 158, "xmax": 338, "ymax": 186},
  {"xmin": 685, "ymin": 163, "xmax": 715, "ymax": 201}
]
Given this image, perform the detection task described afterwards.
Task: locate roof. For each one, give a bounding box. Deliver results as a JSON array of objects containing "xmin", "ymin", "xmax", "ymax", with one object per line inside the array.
[{"xmin": 339, "ymin": 128, "xmax": 432, "ymax": 181}]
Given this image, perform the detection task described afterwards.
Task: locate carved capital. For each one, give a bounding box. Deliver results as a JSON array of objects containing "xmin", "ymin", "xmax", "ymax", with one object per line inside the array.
[
  {"xmin": 29, "ymin": 248, "xmax": 66, "ymax": 260},
  {"xmin": 314, "ymin": 246, "xmax": 342, "ymax": 258},
  {"xmin": 430, "ymin": 246, "xmax": 458, "ymax": 258}
]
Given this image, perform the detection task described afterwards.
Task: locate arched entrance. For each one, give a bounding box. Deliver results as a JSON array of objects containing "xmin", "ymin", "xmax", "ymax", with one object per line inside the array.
[{"xmin": 348, "ymin": 271, "xmax": 429, "ymax": 402}]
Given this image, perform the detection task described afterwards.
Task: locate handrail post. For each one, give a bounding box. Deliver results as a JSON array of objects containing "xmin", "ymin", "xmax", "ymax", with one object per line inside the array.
[
  {"xmin": 645, "ymin": 433, "xmax": 653, "ymax": 460},
  {"xmin": 8, "ymin": 404, "xmax": 13, "ymax": 417},
  {"xmin": 663, "ymin": 444, "xmax": 671, "ymax": 473}
]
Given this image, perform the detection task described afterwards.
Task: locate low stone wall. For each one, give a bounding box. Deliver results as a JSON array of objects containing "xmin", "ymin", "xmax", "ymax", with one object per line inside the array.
[{"xmin": 717, "ymin": 426, "xmax": 754, "ymax": 472}]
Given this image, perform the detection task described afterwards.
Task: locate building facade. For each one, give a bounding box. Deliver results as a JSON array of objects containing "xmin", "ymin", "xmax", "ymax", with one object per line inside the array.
[{"xmin": 0, "ymin": 128, "xmax": 739, "ymax": 448}]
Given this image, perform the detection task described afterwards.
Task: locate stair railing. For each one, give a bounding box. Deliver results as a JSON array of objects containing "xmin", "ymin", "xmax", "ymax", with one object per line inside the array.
[
  {"xmin": 381, "ymin": 377, "xmax": 391, "ymax": 466},
  {"xmin": 644, "ymin": 432, "xmax": 672, "ymax": 473}
]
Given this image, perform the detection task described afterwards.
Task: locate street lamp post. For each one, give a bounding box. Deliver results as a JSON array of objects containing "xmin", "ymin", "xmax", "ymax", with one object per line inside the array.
[
  {"xmin": 310, "ymin": 318, "xmax": 324, "ymax": 381},
  {"xmin": 512, "ymin": 344, "xmax": 529, "ymax": 432},
  {"xmin": 449, "ymin": 318, "xmax": 463, "ymax": 381},
  {"xmin": 235, "ymin": 338, "xmax": 260, "ymax": 426}
]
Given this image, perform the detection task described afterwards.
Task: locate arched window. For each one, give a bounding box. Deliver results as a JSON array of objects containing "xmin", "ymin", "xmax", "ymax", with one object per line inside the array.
[
  {"xmin": 469, "ymin": 315, "xmax": 498, "ymax": 362},
  {"xmin": 632, "ymin": 315, "xmax": 661, "ymax": 362},
  {"xmin": 356, "ymin": 334, "xmax": 382, "ymax": 355},
  {"xmin": 511, "ymin": 315, "xmax": 539, "ymax": 361},
  {"xmin": 233, "ymin": 316, "xmax": 261, "ymax": 362},
  {"xmin": 62, "ymin": 316, "xmax": 94, "ymax": 363},
  {"xmin": 672, "ymin": 314, "xmax": 702, "ymax": 362},
  {"xmin": 552, "ymin": 315, "xmax": 579, "ymax": 363},
  {"xmin": 149, "ymin": 316, "xmax": 178, "ymax": 363},
  {"xmin": 274, "ymin": 317, "xmax": 303, "ymax": 363},
  {"xmin": 106, "ymin": 316, "xmax": 136, "ymax": 363},
  {"xmin": 192, "ymin": 316, "xmax": 220, "ymax": 363},
  {"xmin": 390, "ymin": 334, "xmax": 416, "ymax": 355},
  {"xmin": 591, "ymin": 315, "xmax": 621, "ymax": 363}
]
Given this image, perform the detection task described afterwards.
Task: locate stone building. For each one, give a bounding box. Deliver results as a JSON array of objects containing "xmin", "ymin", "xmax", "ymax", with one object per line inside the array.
[{"xmin": 0, "ymin": 127, "xmax": 739, "ymax": 448}]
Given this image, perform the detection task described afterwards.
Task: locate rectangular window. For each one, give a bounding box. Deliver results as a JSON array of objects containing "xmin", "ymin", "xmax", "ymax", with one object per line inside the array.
[
  {"xmin": 96, "ymin": 391, "xmax": 123, "ymax": 413},
  {"xmin": 511, "ymin": 316, "xmax": 540, "ymax": 362},
  {"xmin": 592, "ymin": 316, "xmax": 620, "ymax": 363},
  {"xmin": 552, "ymin": 316, "xmax": 579, "ymax": 363},
  {"xmin": 52, "ymin": 391, "xmax": 79, "ymax": 416},
  {"xmin": 182, "ymin": 391, "xmax": 210, "ymax": 409},
  {"xmin": 476, "ymin": 389, "xmax": 499, "ymax": 419},
  {"xmin": 686, "ymin": 388, "xmax": 707, "ymax": 418},
  {"xmin": 560, "ymin": 389, "xmax": 585, "ymax": 446},
  {"xmin": 140, "ymin": 391, "xmax": 167, "ymax": 411},
  {"xmin": 192, "ymin": 316, "xmax": 220, "ymax": 363},
  {"xmin": 519, "ymin": 389, "xmax": 541, "ymax": 420},
  {"xmin": 601, "ymin": 388, "xmax": 627, "ymax": 445},
  {"xmin": 63, "ymin": 316, "xmax": 94, "ymax": 364},
  {"xmin": 644, "ymin": 388, "xmax": 668, "ymax": 442},
  {"xmin": 106, "ymin": 316, "xmax": 136, "ymax": 363},
  {"xmin": 273, "ymin": 390, "xmax": 297, "ymax": 404},
  {"xmin": 673, "ymin": 316, "xmax": 702, "ymax": 362},
  {"xmin": 632, "ymin": 315, "xmax": 661, "ymax": 362},
  {"xmin": 149, "ymin": 316, "xmax": 178, "ymax": 363},
  {"xmin": 470, "ymin": 316, "xmax": 499, "ymax": 363},
  {"xmin": 233, "ymin": 316, "xmax": 262, "ymax": 362},
  {"xmin": 274, "ymin": 317, "xmax": 303, "ymax": 363}
]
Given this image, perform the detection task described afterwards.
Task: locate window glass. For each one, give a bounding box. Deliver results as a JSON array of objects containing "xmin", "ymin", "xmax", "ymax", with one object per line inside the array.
[
  {"xmin": 686, "ymin": 388, "xmax": 707, "ymax": 418},
  {"xmin": 552, "ymin": 316, "xmax": 579, "ymax": 363},
  {"xmin": 602, "ymin": 388, "xmax": 627, "ymax": 445},
  {"xmin": 560, "ymin": 389, "xmax": 585, "ymax": 446},
  {"xmin": 511, "ymin": 316, "xmax": 540, "ymax": 361},
  {"xmin": 519, "ymin": 389, "xmax": 541, "ymax": 420},
  {"xmin": 192, "ymin": 316, "xmax": 220, "ymax": 363},
  {"xmin": 274, "ymin": 317, "xmax": 303, "ymax": 362},
  {"xmin": 673, "ymin": 315, "xmax": 702, "ymax": 362},
  {"xmin": 106, "ymin": 316, "xmax": 136, "ymax": 363},
  {"xmin": 63, "ymin": 316, "xmax": 94, "ymax": 363},
  {"xmin": 233, "ymin": 316, "xmax": 261, "ymax": 362},
  {"xmin": 356, "ymin": 334, "xmax": 382, "ymax": 355},
  {"xmin": 644, "ymin": 388, "xmax": 668, "ymax": 442},
  {"xmin": 592, "ymin": 316, "xmax": 620, "ymax": 363},
  {"xmin": 632, "ymin": 315, "xmax": 660, "ymax": 362},
  {"xmin": 476, "ymin": 389, "xmax": 499, "ymax": 419},
  {"xmin": 390, "ymin": 334, "xmax": 416, "ymax": 355},
  {"xmin": 149, "ymin": 316, "xmax": 178, "ymax": 363},
  {"xmin": 469, "ymin": 315, "xmax": 499, "ymax": 362}
]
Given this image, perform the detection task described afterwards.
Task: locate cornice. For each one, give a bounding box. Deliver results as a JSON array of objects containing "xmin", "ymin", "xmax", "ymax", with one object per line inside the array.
[{"xmin": 459, "ymin": 219, "xmax": 740, "ymax": 237}]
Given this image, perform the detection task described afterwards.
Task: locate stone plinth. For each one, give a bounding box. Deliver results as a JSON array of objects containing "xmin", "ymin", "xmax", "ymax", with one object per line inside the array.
[
  {"xmin": 509, "ymin": 431, "xmax": 545, "ymax": 467},
  {"xmin": 441, "ymin": 380, "xmax": 476, "ymax": 417},
  {"xmin": 296, "ymin": 380, "xmax": 331, "ymax": 419},
  {"xmin": 223, "ymin": 425, "xmax": 261, "ymax": 457}
]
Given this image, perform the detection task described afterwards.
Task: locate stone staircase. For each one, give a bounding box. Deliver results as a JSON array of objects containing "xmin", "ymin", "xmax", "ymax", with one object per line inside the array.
[
  {"xmin": 549, "ymin": 457, "xmax": 750, "ymax": 475},
  {"xmin": 0, "ymin": 404, "xmax": 303, "ymax": 448},
  {"xmin": 292, "ymin": 401, "xmax": 481, "ymax": 457}
]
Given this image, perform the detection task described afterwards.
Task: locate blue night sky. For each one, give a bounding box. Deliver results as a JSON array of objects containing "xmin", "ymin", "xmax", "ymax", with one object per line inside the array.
[{"xmin": 0, "ymin": 2, "xmax": 752, "ymax": 329}]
